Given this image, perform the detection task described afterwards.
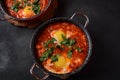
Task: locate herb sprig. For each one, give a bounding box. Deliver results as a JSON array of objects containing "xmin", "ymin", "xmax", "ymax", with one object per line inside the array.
[
  {"xmin": 61, "ymin": 35, "xmax": 76, "ymax": 46},
  {"xmin": 40, "ymin": 47, "xmax": 54, "ymax": 61},
  {"xmin": 51, "ymin": 54, "xmax": 60, "ymax": 62},
  {"xmin": 11, "ymin": 2, "xmax": 21, "ymax": 12},
  {"xmin": 68, "ymin": 50, "xmax": 73, "ymax": 58},
  {"xmin": 44, "ymin": 38, "xmax": 57, "ymax": 48},
  {"xmin": 32, "ymin": 0, "xmax": 41, "ymax": 14}
]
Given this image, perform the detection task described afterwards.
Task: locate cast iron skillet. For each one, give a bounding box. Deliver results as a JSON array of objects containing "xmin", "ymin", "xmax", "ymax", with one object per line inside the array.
[
  {"xmin": 0, "ymin": 0, "xmax": 52, "ymax": 21},
  {"xmin": 30, "ymin": 12, "xmax": 92, "ymax": 80}
]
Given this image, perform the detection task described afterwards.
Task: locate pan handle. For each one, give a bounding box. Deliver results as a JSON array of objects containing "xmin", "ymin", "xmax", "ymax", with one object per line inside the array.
[
  {"xmin": 30, "ymin": 63, "xmax": 49, "ymax": 80},
  {"xmin": 0, "ymin": 7, "xmax": 6, "ymax": 21},
  {"xmin": 70, "ymin": 12, "xmax": 89, "ymax": 28}
]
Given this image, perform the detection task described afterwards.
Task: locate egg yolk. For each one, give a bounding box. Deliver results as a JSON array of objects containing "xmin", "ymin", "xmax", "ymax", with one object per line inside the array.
[
  {"xmin": 54, "ymin": 56, "xmax": 66, "ymax": 68},
  {"xmin": 51, "ymin": 30, "xmax": 65, "ymax": 44},
  {"xmin": 54, "ymin": 56, "xmax": 70, "ymax": 69},
  {"xmin": 23, "ymin": 6, "xmax": 35, "ymax": 18}
]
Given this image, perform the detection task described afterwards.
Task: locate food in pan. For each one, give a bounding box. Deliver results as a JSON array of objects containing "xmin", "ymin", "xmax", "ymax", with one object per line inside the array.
[
  {"xmin": 35, "ymin": 22, "xmax": 88, "ymax": 74},
  {"xmin": 5, "ymin": 0, "xmax": 48, "ymax": 18}
]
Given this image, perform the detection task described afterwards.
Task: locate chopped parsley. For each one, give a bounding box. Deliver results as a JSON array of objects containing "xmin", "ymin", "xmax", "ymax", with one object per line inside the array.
[
  {"xmin": 11, "ymin": 2, "xmax": 21, "ymax": 12},
  {"xmin": 68, "ymin": 50, "xmax": 73, "ymax": 58},
  {"xmin": 40, "ymin": 47, "xmax": 54, "ymax": 61},
  {"xmin": 61, "ymin": 35, "xmax": 76, "ymax": 46},
  {"xmin": 44, "ymin": 38, "xmax": 57, "ymax": 48},
  {"xmin": 32, "ymin": 0, "xmax": 41, "ymax": 14},
  {"xmin": 77, "ymin": 47, "xmax": 82, "ymax": 52},
  {"xmin": 51, "ymin": 54, "xmax": 60, "ymax": 62}
]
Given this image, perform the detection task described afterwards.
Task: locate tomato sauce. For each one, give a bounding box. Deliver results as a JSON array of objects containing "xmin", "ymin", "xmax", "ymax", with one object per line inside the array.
[
  {"xmin": 5, "ymin": 0, "xmax": 48, "ymax": 18},
  {"xmin": 35, "ymin": 22, "xmax": 88, "ymax": 74}
]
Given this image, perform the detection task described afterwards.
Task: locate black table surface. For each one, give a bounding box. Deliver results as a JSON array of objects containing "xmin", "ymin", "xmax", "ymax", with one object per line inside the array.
[{"xmin": 0, "ymin": 0, "xmax": 120, "ymax": 80}]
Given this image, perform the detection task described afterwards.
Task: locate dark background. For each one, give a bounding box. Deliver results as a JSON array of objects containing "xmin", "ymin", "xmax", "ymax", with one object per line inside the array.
[{"xmin": 0, "ymin": 0, "xmax": 120, "ymax": 80}]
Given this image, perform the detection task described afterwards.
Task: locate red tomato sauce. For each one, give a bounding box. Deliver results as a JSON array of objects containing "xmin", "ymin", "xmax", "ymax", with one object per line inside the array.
[
  {"xmin": 35, "ymin": 22, "xmax": 88, "ymax": 74},
  {"xmin": 5, "ymin": 0, "xmax": 48, "ymax": 18}
]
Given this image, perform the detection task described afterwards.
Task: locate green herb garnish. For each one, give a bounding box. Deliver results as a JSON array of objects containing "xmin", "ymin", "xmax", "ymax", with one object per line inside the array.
[
  {"xmin": 68, "ymin": 50, "xmax": 73, "ymax": 58},
  {"xmin": 61, "ymin": 38, "xmax": 76, "ymax": 46},
  {"xmin": 77, "ymin": 47, "xmax": 82, "ymax": 52},
  {"xmin": 61, "ymin": 39, "xmax": 68, "ymax": 45},
  {"xmin": 51, "ymin": 54, "xmax": 60, "ymax": 62},
  {"xmin": 32, "ymin": 0, "xmax": 40, "ymax": 14},
  {"xmin": 33, "ymin": 0, "xmax": 39, "ymax": 4},
  {"xmin": 51, "ymin": 38, "xmax": 57, "ymax": 43},
  {"xmin": 44, "ymin": 38, "xmax": 57, "ymax": 48},
  {"xmin": 69, "ymin": 39, "xmax": 75, "ymax": 46},
  {"xmin": 44, "ymin": 42, "xmax": 48, "ymax": 48},
  {"xmin": 22, "ymin": 0, "xmax": 32, "ymax": 8},
  {"xmin": 43, "ymin": 40, "xmax": 51, "ymax": 48},
  {"xmin": 61, "ymin": 34, "xmax": 76, "ymax": 46},
  {"xmin": 11, "ymin": 2, "xmax": 21, "ymax": 12},
  {"xmin": 62, "ymin": 34, "xmax": 67, "ymax": 40},
  {"xmin": 40, "ymin": 47, "xmax": 54, "ymax": 61}
]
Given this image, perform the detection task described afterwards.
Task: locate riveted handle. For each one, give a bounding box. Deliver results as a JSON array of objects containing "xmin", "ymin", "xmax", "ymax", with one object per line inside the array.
[
  {"xmin": 30, "ymin": 63, "xmax": 49, "ymax": 80},
  {"xmin": 71, "ymin": 12, "xmax": 89, "ymax": 28}
]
